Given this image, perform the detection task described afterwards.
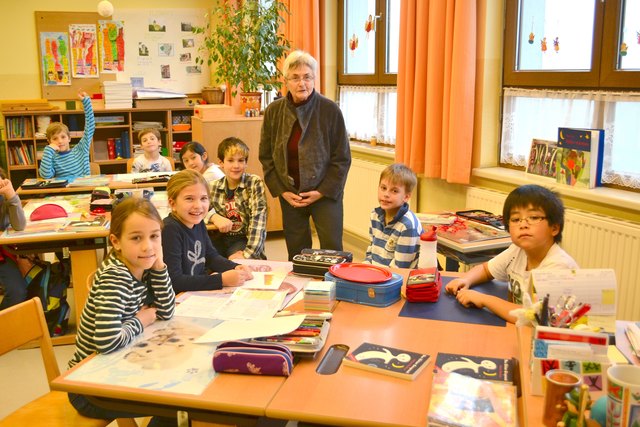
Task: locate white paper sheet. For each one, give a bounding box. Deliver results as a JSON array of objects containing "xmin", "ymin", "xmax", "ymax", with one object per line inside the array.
[
  {"xmin": 195, "ymin": 314, "xmax": 306, "ymax": 343},
  {"xmin": 241, "ymin": 271, "xmax": 286, "ymax": 290},
  {"xmin": 174, "ymin": 293, "xmax": 232, "ymax": 319},
  {"xmin": 216, "ymin": 288, "xmax": 287, "ymax": 320},
  {"xmin": 531, "ymin": 268, "xmax": 617, "ymax": 315}
]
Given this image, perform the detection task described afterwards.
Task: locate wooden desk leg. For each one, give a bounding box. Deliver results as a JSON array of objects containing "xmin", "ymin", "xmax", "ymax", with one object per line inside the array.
[{"xmin": 69, "ymin": 248, "xmax": 99, "ymax": 326}]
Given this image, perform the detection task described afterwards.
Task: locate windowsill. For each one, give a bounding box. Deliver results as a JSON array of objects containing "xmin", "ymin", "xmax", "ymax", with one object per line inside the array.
[
  {"xmin": 349, "ymin": 141, "xmax": 395, "ymax": 159},
  {"xmin": 472, "ymin": 167, "xmax": 640, "ymax": 213}
]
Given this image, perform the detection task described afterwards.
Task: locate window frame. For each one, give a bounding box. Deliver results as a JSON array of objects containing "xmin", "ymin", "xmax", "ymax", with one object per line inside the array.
[
  {"xmin": 503, "ymin": 0, "xmax": 640, "ymax": 89},
  {"xmin": 338, "ymin": 0, "xmax": 397, "ymax": 86}
]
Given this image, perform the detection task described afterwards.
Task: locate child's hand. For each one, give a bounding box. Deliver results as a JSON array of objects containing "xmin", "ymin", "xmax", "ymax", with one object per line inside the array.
[
  {"xmin": 445, "ymin": 278, "xmax": 469, "ymax": 295},
  {"xmin": 235, "ymin": 264, "xmax": 253, "ymax": 280},
  {"xmin": 211, "ymin": 215, "xmax": 233, "ymax": 233},
  {"xmin": 48, "ymin": 142, "xmax": 60, "ymax": 152},
  {"xmin": 229, "ymin": 250, "xmax": 244, "ymax": 260},
  {"xmin": 135, "ymin": 306, "xmax": 158, "ymax": 327},
  {"xmin": 152, "ymin": 245, "xmax": 165, "ymax": 270},
  {"xmin": 455, "ymin": 289, "xmax": 483, "ymax": 308},
  {"xmin": 77, "ymin": 91, "xmax": 89, "ymax": 100},
  {"xmin": 220, "ymin": 270, "xmax": 243, "ymax": 287},
  {"xmin": 0, "ymin": 179, "xmax": 16, "ymax": 199}
]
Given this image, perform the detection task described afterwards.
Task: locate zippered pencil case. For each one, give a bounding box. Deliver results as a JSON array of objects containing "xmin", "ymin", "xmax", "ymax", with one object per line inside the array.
[{"xmin": 212, "ymin": 340, "xmax": 293, "ymax": 376}]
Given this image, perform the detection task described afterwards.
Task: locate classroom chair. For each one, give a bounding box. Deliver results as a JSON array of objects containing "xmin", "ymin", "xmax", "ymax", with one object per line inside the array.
[
  {"xmin": 89, "ymin": 162, "xmax": 101, "ymax": 175},
  {"xmin": 126, "ymin": 157, "xmax": 175, "ymax": 173},
  {"xmin": 0, "ymin": 297, "xmax": 137, "ymax": 427}
]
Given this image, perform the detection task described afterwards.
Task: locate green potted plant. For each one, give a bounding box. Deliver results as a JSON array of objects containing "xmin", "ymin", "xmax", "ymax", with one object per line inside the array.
[{"xmin": 194, "ymin": 0, "xmax": 290, "ymax": 111}]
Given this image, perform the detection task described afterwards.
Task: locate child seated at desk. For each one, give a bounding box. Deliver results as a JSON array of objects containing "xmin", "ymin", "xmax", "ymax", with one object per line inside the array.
[
  {"xmin": 179, "ymin": 141, "xmax": 224, "ymax": 187},
  {"xmin": 0, "ymin": 169, "xmax": 27, "ymax": 310},
  {"xmin": 39, "ymin": 92, "xmax": 95, "ymax": 180},
  {"xmin": 67, "ymin": 197, "xmax": 177, "ymax": 426},
  {"xmin": 162, "ymin": 169, "xmax": 253, "ymax": 292},
  {"xmin": 131, "ymin": 128, "xmax": 173, "ymax": 173},
  {"xmin": 445, "ymin": 184, "xmax": 578, "ymax": 323},
  {"xmin": 208, "ymin": 137, "xmax": 267, "ymax": 260},
  {"xmin": 363, "ymin": 163, "xmax": 423, "ymax": 268}
]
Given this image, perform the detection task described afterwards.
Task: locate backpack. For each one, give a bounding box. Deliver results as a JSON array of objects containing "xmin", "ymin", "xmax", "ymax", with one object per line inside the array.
[{"xmin": 24, "ymin": 259, "xmax": 71, "ymax": 337}]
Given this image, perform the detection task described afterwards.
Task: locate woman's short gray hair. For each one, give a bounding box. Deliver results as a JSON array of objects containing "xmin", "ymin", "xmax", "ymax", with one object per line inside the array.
[{"xmin": 283, "ymin": 50, "xmax": 318, "ymax": 78}]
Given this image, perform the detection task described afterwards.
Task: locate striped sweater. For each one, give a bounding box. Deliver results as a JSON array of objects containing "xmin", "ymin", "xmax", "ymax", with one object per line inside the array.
[
  {"xmin": 39, "ymin": 96, "xmax": 95, "ymax": 179},
  {"xmin": 68, "ymin": 253, "xmax": 175, "ymax": 368}
]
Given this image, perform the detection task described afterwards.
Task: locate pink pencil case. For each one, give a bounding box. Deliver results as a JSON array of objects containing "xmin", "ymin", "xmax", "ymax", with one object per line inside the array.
[{"xmin": 212, "ymin": 340, "xmax": 293, "ymax": 376}]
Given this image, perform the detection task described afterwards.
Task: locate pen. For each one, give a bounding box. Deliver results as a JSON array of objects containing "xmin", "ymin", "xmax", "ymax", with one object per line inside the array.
[
  {"xmin": 569, "ymin": 303, "xmax": 591, "ymax": 325},
  {"xmin": 540, "ymin": 294, "xmax": 550, "ymax": 326}
]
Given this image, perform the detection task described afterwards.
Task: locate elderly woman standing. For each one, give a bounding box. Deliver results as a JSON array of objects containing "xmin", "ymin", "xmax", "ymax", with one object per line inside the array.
[{"xmin": 259, "ymin": 50, "xmax": 351, "ymax": 260}]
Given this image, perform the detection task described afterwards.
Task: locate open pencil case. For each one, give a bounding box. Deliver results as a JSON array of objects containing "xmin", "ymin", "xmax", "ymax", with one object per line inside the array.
[{"xmin": 212, "ymin": 340, "xmax": 293, "ymax": 376}]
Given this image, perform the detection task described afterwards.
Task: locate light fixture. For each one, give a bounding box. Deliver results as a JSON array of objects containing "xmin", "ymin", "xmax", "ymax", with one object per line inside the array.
[{"xmin": 97, "ymin": 0, "xmax": 114, "ymax": 17}]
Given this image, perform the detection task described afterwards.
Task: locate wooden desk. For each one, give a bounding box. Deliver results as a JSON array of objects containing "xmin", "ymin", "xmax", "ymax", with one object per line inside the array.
[{"xmin": 267, "ymin": 292, "xmax": 521, "ymax": 426}]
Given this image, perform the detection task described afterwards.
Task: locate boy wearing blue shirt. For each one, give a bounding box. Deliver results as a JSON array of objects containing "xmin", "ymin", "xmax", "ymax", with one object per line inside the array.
[
  {"xmin": 39, "ymin": 92, "xmax": 95, "ymax": 180},
  {"xmin": 364, "ymin": 163, "xmax": 423, "ymax": 268}
]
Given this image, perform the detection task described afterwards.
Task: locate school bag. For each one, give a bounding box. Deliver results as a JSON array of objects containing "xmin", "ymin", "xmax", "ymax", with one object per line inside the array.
[{"xmin": 24, "ymin": 258, "xmax": 71, "ymax": 337}]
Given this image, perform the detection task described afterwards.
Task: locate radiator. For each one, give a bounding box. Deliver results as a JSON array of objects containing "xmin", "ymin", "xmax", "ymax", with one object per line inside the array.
[
  {"xmin": 466, "ymin": 187, "xmax": 640, "ymax": 320},
  {"xmin": 343, "ymin": 159, "xmax": 387, "ymax": 240}
]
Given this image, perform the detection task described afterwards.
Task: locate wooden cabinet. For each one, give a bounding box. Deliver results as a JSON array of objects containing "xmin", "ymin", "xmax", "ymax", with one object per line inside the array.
[
  {"xmin": 2, "ymin": 107, "xmax": 194, "ymax": 186},
  {"xmin": 192, "ymin": 115, "xmax": 282, "ymax": 232}
]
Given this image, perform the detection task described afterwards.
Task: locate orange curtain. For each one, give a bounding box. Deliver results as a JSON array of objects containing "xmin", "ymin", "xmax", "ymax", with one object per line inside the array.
[
  {"xmin": 396, "ymin": 0, "xmax": 476, "ymax": 184},
  {"xmin": 282, "ymin": 0, "xmax": 322, "ymax": 92}
]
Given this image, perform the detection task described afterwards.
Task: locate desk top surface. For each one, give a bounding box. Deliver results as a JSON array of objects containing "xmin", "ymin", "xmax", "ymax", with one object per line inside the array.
[{"xmin": 17, "ymin": 172, "xmax": 173, "ymax": 196}]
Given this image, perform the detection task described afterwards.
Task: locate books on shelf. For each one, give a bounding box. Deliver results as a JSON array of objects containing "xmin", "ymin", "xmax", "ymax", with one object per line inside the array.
[
  {"xmin": 94, "ymin": 115, "xmax": 126, "ymax": 126},
  {"xmin": 556, "ymin": 127, "xmax": 604, "ymax": 189},
  {"xmin": 342, "ymin": 342, "xmax": 431, "ymax": 380},
  {"xmin": 134, "ymin": 98, "xmax": 187, "ymax": 109},
  {"xmin": 428, "ymin": 369, "xmax": 517, "ymax": 427},
  {"xmin": 526, "ymin": 138, "xmax": 559, "ymax": 181}
]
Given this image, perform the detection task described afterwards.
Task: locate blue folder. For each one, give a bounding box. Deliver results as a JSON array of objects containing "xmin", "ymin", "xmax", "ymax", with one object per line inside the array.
[{"xmin": 399, "ymin": 276, "xmax": 508, "ymax": 327}]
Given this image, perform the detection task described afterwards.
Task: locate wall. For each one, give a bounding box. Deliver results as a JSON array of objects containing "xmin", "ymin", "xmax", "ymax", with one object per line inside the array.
[{"xmin": 0, "ymin": 0, "xmax": 211, "ymax": 100}]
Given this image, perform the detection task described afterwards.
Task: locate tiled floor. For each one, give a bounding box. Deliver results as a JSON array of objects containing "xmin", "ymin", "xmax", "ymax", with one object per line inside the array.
[{"xmin": 0, "ymin": 231, "xmax": 366, "ymax": 424}]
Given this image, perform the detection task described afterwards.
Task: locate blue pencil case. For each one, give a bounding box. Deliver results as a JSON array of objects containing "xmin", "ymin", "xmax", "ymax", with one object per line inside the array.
[{"xmin": 325, "ymin": 271, "xmax": 403, "ymax": 307}]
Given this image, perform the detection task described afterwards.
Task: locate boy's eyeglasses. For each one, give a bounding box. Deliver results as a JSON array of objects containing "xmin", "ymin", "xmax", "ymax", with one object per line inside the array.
[
  {"xmin": 509, "ymin": 216, "xmax": 547, "ymax": 225},
  {"xmin": 287, "ymin": 75, "xmax": 315, "ymax": 83}
]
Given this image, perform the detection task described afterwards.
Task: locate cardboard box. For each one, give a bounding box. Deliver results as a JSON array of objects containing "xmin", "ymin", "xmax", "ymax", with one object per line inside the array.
[{"xmin": 194, "ymin": 104, "xmax": 235, "ymax": 120}]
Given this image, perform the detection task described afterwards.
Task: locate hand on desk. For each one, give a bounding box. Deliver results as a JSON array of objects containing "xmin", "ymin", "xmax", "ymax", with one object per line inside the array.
[
  {"xmin": 220, "ymin": 265, "xmax": 253, "ymax": 287},
  {"xmin": 136, "ymin": 306, "xmax": 158, "ymax": 327},
  {"xmin": 445, "ymin": 278, "xmax": 470, "ymax": 295},
  {"xmin": 454, "ymin": 289, "xmax": 483, "ymax": 309}
]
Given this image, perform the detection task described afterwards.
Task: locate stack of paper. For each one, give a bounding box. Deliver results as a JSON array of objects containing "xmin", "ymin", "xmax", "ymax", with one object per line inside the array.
[
  {"xmin": 102, "ymin": 81, "xmax": 133, "ymax": 109},
  {"xmin": 303, "ymin": 281, "xmax": 336, "ymax": 312},
  {"xmin": 625, "ymin": 322, "xmax": 640, "ymax": 358},
  {"xmin": 134, "ymin": 87, "xmax": 186, "ymax": 99}
]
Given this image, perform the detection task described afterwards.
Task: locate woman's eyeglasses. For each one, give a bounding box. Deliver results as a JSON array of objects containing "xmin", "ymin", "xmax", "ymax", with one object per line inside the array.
[{"xmin": 287, "ymin": 75, "xmax": 314, "ymax": 83}]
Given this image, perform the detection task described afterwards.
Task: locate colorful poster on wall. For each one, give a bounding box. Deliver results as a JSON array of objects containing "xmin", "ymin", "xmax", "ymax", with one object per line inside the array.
[
  {"xmin": 69, "ymin": 24, "xmax": 98, "ymax": 78},
  {"xmin": 98, "ymin": 20, "xmax": 125, "ymax": 73},
  {"xmin": 40, "ymin": 32, "xmax": 71, "ymax": 86}
]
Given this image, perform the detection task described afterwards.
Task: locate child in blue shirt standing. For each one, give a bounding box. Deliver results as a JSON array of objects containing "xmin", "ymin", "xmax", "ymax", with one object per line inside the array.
[
  {"xmin": 363, "ymin": 163, "xmax": 423, "ymax": 268},
  {"xmin": 39, "ymin": 91, "xmax": 95, "ymax": 179}
]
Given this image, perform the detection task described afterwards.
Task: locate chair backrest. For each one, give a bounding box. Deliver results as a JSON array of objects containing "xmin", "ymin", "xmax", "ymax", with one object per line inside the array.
[
  {"xmin": 126, "ymin": 156, "xmax": 175, "ymax": 173},
  {"xmin": 0, "ymin": 298, "xmax": 60, "ymax": 383},
  {"xmin": 89, "ymin": 162, "xmax": 100, "ymax": 175}
]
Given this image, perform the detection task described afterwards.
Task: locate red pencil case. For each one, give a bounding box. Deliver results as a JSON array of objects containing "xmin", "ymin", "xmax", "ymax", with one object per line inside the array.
[
  {"xmin": 405, "ymin": 268, "xmax": 442, "ymax": 303},
  {"xmin": 212, "ymin": 340, "xmax": 293, "ymax": 376}
]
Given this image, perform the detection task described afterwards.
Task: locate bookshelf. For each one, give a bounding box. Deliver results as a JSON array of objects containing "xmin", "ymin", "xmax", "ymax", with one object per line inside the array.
[{"xmin": 2, "ymin": 107, "xmax": 194, "ymax": 186}]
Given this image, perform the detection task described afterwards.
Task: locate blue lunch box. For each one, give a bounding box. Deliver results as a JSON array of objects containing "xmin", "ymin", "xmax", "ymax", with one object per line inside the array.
[{"xmin": 324, "ymin": 271, "xmax": 403, "ymax": 307}]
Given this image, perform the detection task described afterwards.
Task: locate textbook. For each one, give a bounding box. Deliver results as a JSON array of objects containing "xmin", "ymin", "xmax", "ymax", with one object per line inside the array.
[
  {"xmin": 434, "ymin": 352, "xmax": 517, "ymax": 383},
  {"xmin": 21, "ymin": 178, "xmax": 68, "ymax": 189},
  {"xmin": 342, "ymin": 342, "xmax": 431, "ymax": 380},
  {"xmin": 428, "ymin": 369, "xmax": 517, "ymax": 427},
  {"xmin": 525, "ymin": 138, "xmax": 559, "ymax": 181},
  {"xmin": 556, "ymin": 127, "xmax": 604, "ymax": 188},
  {"xmin": 61, "ymin": 215, "xmax": 109, "ymax": 232}
]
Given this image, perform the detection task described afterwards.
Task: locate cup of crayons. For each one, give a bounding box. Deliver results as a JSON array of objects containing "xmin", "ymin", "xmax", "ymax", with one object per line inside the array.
[{"xmin": 535, "ymin": 294, "xmax": 591, "ymax": 328}]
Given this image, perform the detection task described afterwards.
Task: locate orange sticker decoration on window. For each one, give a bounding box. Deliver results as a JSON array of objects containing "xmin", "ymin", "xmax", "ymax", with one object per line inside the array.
[
  {"xmin": 364, "ymin": 14, "xmax": 374, "ymax": 38},
  {"xmin": 621, "ymin": 42, "xmax": 628, "ymax": 56},
  {"xmin": 553, "ymin": 37, "xmax": 560, "ymax": 53},
  {"xmin": 541, "ymin": 37, "xmax": 547, "ymax": 53},
  {"xmin": 349, "ymin": 33, "xmax": 359, "ymax": 56},
  {"xmin": 529, "ymin": 32, "xmax": 535, "ymax": 44}
]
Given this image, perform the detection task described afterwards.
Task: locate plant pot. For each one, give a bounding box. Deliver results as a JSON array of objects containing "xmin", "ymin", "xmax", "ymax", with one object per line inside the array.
[
  {"xmin": 202, "ymin": 87, "xmax": 225, "ymax": 104},
  {"xmin": 240, "ymin": 92, "xmax": 262, "ymax": 115}
]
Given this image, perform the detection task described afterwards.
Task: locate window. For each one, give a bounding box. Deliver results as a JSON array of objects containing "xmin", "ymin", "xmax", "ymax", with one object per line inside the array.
[
  {"xmin": 501, "ymin": 0, "xmax": 640, "ymax": 189},
  {"xmin": 338, "ymin": 0, "xmax": 399, "ymax": 146}
]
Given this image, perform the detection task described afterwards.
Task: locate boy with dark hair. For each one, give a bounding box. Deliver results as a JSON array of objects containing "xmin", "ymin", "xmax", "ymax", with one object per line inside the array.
[
  {"xmin": 208, "ymin": 137, "xmax": 267, "ymax": 259},
  {"xmin": 446, "ymin": 184, "xmax": 578, "ymax": 323},
  {"xmin": 363, "ymin": 163, "xmax": 423, "ymax": 268}
]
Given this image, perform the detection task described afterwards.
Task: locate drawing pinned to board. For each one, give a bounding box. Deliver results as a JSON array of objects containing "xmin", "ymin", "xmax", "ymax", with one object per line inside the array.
[
  {"xmin": 98, "ymin": 20, "xmax": 125, "ymax": 73},
  {"xmin": 186, "ymin": 65, "xmax": 201, "ymax": 74},
  {"xmin": 40, "ymin": 32, "xmax": 71, "ymax": 86},
  {"xmin": 182, "ymin": 38, "xmax": 194, "ymax": 48},
  {"xmin": 138, "ymin": 42, "xmax": 149, "ymax": 56},
  {"xmin": 161, "ymin": 64, "xmax": 171, "ymax": 79},
  {"xmin": 179, "ymin": 53, "xmax": 191, "ymax": 62},
  {"xmin": 148, "ymin": 18, "xmax": 166, "ymax": 32},
  {"xmin": 180, "ymin": 22, "xmax": 193, "ymax": 32},
  {"xmin": 69, "ymin": 24, "xmax": 98, "ymax": 78},
  {"xmin": 158, "ymin": 43, "xmax": 174, "ymax": 57}
]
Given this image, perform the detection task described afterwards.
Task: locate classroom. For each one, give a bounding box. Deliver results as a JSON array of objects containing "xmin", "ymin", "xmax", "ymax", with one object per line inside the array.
[{"xmin": 1, "ymin": 1, "xmax": 640, "ymax": 426}]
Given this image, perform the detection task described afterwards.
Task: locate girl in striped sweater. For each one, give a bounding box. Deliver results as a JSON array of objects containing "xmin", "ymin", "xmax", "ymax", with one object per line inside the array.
[
  {"xmin": 68, "ymin": 197, "xmax": 177, "ymax": 426},
  {"xmin": 39, "ymin": 91, "xmax": 95, "ymax": 179}
]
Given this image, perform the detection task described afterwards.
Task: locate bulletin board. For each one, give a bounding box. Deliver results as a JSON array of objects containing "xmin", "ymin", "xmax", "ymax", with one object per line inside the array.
[
  {"xmin": 36, "ymin": 11, "xmax": 116, "ymax": 100},
  {"xmin": 36, "ymin": 9, "xmax": 209, "ymax": 101}
]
